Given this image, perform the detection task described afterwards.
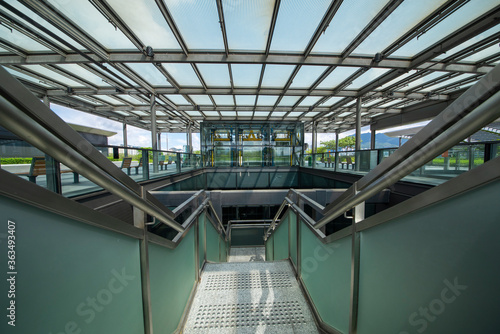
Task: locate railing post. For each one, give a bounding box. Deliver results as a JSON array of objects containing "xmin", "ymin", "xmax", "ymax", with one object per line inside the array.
[
  {"xmin": 142, "ymin": 149, "xmax": 150, "ymax": 180},
  {"xmin": 349, "ymin": 184, "xmax": 364, "ymax": 334},
  {"xmin": 176, "ymin": 153, "xmax": 181, "ymax": 173},
  {"xmin": 134, "ymin": 186, "xmax": 153, "ymax": 334}
]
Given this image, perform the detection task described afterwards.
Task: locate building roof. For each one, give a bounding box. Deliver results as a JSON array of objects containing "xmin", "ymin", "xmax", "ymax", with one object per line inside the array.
[
  {"xmin": 0, "ymin": 0, "xmax": 499, "ymax": 133},
  {"xmin": 68, "ymin": 123, "xmax": 117, "ymax": 137}
]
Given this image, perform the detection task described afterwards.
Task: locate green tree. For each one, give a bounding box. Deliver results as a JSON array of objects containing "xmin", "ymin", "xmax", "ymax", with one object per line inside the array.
[
  {"xmin": 319, "ymin": 139, "xmax": 336, "ymax": 150},
  {"xmin": 339, "ymin": 136, "xmax": 357, "ymax": 150}
]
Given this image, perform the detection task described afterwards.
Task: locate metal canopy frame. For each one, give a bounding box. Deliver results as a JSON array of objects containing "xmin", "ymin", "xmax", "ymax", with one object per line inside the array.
[{"xmin": 0, "ymin": 0, "xmax": 499, "ymax": 134}]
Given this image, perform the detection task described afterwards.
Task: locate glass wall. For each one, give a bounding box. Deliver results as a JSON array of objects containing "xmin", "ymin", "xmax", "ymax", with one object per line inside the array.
[{"xmin": 201, "ymin": 121, "xmax": 304, "ymax": 167}]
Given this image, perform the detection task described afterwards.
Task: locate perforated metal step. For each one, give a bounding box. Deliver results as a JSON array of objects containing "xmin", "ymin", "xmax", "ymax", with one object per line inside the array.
[{"xmin": 183, "ymin": 258, "xmax": 319, "ymax": 333}]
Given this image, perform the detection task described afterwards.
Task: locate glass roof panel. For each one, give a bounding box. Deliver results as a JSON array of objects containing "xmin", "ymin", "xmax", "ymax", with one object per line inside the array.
[
  {"xmin": 348, "ymin": 68, "xmax": 391, "ymax": 89},
  {"xmin": 270, "ymin": 111, "xmax": 286, "ymax": 117},
  {"xmin": 278, "ymin": 96, "xmax": 301, "ymax": 106},
  {"xmin": 362, "ymin": 99, "xmax": 384, "ymax": 107},
  {"xmin": 287, "ymin": 112, "xmax": 302, "ymax": 117},
  {"xmin": 162, "ymin": 63, "xmax": 202, "ymax": 86},
  {"xmin": 298, "ymin": 96, "xmax": 322, "ymax": 107},
  {"xmin": 376, "ymin": 70, "xmax": 417, "ymax": 90},
  {"xmin": 189, "ymin": 95, "xmax": 213, "ymax": 105},
  {"xmin": 256, "ymin": 95, "xmax": 278, "ymax": 106},
  {"xmin": 92, "ymin": 95, "xmax": 120, "ymax": 105},
  {"xmin": 116, "ymin": 95, "xmax": 146, "ymax": 105},
  {"xmin": 313, "ymin": 0, "xmax": 390, "ymax": 54},
  {"xmin": 185, "ymin": 110, "xmax": 201, "ymax": 116},
  {"xmin": 254, "ymin": 111, "xmax": 269, "ymax": 117},
  {"xmin": 106, "ymin": 0, "xmax": 181, "ymax": 50},
  {"xmin": 434, "ymin": 24, "xmax": 500, "ymax": 61},
  {"xmin": 460, "ymin": 45, "xmax": 500, "ymax": 63},
  {"xmin": 20, "ymin": 65, "xmax": 85, "ymax": 86},
  {"xmin": 353, "ymin": 0, "xmax": 448, "ymax": 56},
  {"xmin": 238, "ymin": 111, "xmax": 253, "ymax": 117},
  {"xmin": 213, "ymin": 95, "xmax": 235, "ymax": 106},
  {"xmin": 4, "ymin": 67, "xmax": 51, "ymax": 87},
  {"xmin": 338, "ymin": 112, "xmax": 353, "ymax": 117},
  {"xmin": 317, "ymin": 67, "xmax": 360, "ymax": 89},
  {"xmin": 164, "ymin": 0, "xmax": 224, "ymax": 50},
  {"xmin": 95, "ymin": 64, "xmax": 135, "ymax": 86},
  {"xmin": 220, "ymin": 111, "xmax": 237, "ymax": 116},
  {"xmin": 223, "ymin": 0, "xmax": 275, "ymax": 51},
  {"xmin": 399, "ymin": 71, "xmax": 447, "ymax": 91},
  {"xmin": 125, "ymin": 63, "xmax": 170, "ymax": 86},
  {"xmin": 165, "ymin": 95, "xmax": 189, "ymax": 105},
  {"xmin": 270, "ymin": 0, "xmax": 333, "ymax": 52},
  {"xmin": 197, "ymin": 64, "xmax": 231, "ymax": 87},
  {"xmin": 261, "ymin": 65, "xmax": 296, "ymax": 88},
  {"xmin": 0, "ymin": 23, "xmax": 50, "ymax": 51},
  {"xmin": 54, "ymin": 64, "xmax": 111, "ymax": 87},
  {"xmin": 3, "ymin": 0, "xmax": 87, "ymax": 51},
  {"xmin": 303, "ymin": 111, "xmax": 320, "ymax": 117},
  {"xmin": 393, "ymin": 1, "xmax": 499, "ymax": 57},
  {"xmin": 231, "ymin": 64, "xmax": 262, "ymax": 87},
  {"xmin": 320, "ymin": 96, "xmax": 344, "ymax": 106},
  {"xmin": 47, "ymin": 0, "xmax": 135, "ymax": 49},
  {"xmin": 203, "ymin": 111, "xmax": 219, "ymax": 117},
  {"xmin": 290, "ymin": 66, "xmax": 329, "ymax": 89},
  {"xmin": 379, "ymin": 100, "xmax": 403, "ymax": 108},
  {"xmin": 235, "ymin": 95, "xmax": 257, "ymax": 105},
  {"xmin": 420, "ymin": 73, "xmax": 476, "ymax": 92}
]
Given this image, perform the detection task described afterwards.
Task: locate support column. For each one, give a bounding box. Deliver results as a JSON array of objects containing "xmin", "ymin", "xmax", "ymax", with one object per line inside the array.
[
  {"xmin": 335, "ymin": 131, "xmax": 339, "ymax": 172},
  {"xmin": 134, "ymin": 187, "xmax": 153, "ymax": 334},
  {"xmin": 157, "ymin": 132, "xmax": 161, "ymax": 151},
  {"xmin": 123, "ymin": 121, "xmax": 128, "ymax": 157},
  {"xmin": 355, "ymin": 97, "xmax": 362, "ymax": 171},
  {"xmin": 370, "ymin": 128, "xmax": 376, "ymax": 150},
  {"xmin": 355, "ymin": 97, "xmax": 362, "ymax": 151},
  {"xmin": 150, "ymin": 95, "xmax": 158, "ymax": 173},
  {"xmin": 187, "ymin": 122, "xmax": 193, "ymax": 153},
  {"xmin": 312, "ymin": 121, "xmax": 317, "ymax": 168},
  {"xmin": 43, "ymin": 96, "xmax": 62, "ymax": 193}
]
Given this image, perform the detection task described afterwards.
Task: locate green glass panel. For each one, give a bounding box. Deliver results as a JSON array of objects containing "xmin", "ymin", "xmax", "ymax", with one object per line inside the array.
[
  {"xmin": 231, "ymin": 228, "xmax": 266, "ymax": 246},
  {"xmin": 357, "ymin": 180, "xmax": 500, "ymax": 334},
  {"xmin": 0, "ymin": 195, "xmax": 144, "ymax": 334},
  {"xmin": 198, "ymin": 214, "xmax": 205, "ymax": 269},
  {"xmin": 206, "ymin": 219, "xmax": 220, "ymax": 262},
  {"xmin": 265, "ymin": 234, "xmax": 274, "ymax": 261},
  {"xmin": 289, "ymin": 211, "xmax": 297, "ymax": 266},
  {"xmin": 273, "ymin": 214, "xmax": 289, "ymax": 260},
  {"xmin": 149, "ymin": 226, "xmax": 195, "ymax": 334},
  {"xmin": 300, "ymin": 222, "xmax": 351, "ymax": 333}
]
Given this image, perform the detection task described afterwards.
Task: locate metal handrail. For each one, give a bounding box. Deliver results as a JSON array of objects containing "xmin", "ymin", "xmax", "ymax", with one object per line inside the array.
[
  {"xmin": 0, "ymin": 95, "xmax": 185, "ymax": 233},
  {"xmin": 316, "ymin": 64, "xmax": 500, "ymax": 228}
]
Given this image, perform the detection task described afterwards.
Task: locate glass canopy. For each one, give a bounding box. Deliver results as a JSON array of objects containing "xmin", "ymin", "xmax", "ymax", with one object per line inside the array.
[{"xmin": 0, "ymin": 0, "xmax": 497, "ymax": 134}]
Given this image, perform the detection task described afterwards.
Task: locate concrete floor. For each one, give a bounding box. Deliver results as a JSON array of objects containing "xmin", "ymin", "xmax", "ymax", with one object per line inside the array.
[{"xmin": 183, "ymin": 258, "xmax": 319, "ymax": 334}]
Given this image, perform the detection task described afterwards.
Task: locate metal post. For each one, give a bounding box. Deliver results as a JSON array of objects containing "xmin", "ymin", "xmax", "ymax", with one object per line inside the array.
[
  {"xmin": 157, "ymin": 132, "xmax": 161, "ymax": 151},
  {"xmin": 349, "ymin": 185, "xmax": 364, "ymax": 334},
  {"xmin": 123, "ymin": 121, "xmax": 128, "ymax": 157},
  {"xmin": 134, "ymin": 187, "xmax": 153, "ymax": 334},
  {"xmin": 355, "ymin": 97, "xmax": 362, "ymax": 171},
  {"xmin": 335, "ymin": 131, "xmax": 339, "ymax": 172},
  {"xmin": 370, "ymin": 129, "xmax": 376, "ymax": 150},
  {"xmin": 312, "ymin": 121, "xmax": 317, "ymax": 168},
  {"xmin": 150, "ymin": 95, "xmax": 158, "ymax": 173},
  {"xmin": 42, "ymin": 96, "xmax": 62, "ymax": 193}
]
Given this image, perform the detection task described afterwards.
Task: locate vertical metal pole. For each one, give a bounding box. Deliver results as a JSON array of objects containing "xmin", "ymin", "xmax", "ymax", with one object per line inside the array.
[
  {"xmin": 42, "ymin": 96, "xmax": 62, "ymax": 193},
  {"xmin": 349, "ymin": 184, "xmax": 364, "ymax": 334},
  {"xmin": 134, "ymin": 187, "xmax": 153, "ymax": 334},
  {"xmin": 157, "ymin": 132, "xmax": 161, "ymax": 151},
  {"xmin": 335, "ymin": 131, "xmax": 339, "ymax": 172},
  {"xmin": 355, "ymin": 98, "xmax": 362, "ymax": 151},
  {"xmin": 355, "ymin": 97, "xmax": 362, "ymax": 171},
  {"xmin": 312, "ymin": 121, "xmax": 317, "ymax": 168},
  {"xmin": 370, "ymin": 128, "xmax": 376, "ymax": 150},
  {"xmin": 123, "ymin": 121, "xmax": 128, "ymax": 157},
  {"xmin": 150, "ymin": 95, "xmax": 158, "ymax": 173}
]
